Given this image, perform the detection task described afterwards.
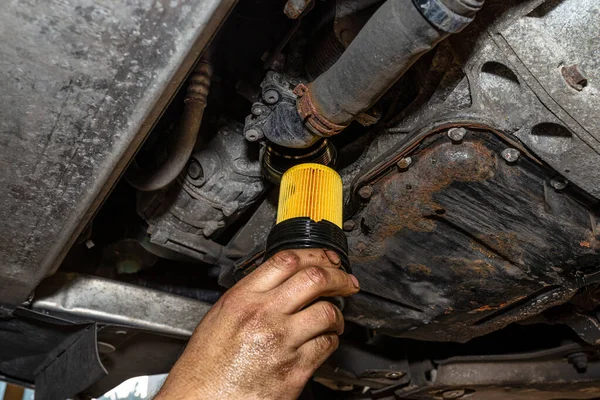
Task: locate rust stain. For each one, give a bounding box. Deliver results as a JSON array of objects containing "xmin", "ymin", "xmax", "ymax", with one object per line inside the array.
[
  {"xmin": 498, "ymin": 294, "xmax": 528, "ymax": 309},
  {"xmin": 364, "ymin": 140, "xmax": 497, "ymax": 237},
  {"xmin": 406, "ymin": 263, "xmax": 432, "ymax": 275},
  {"xmin": 479, "ymin": 231, "xmax": 523, "ymax": 266},
  {"xmin": 473, "ymin": 304, "xmax": 496, "ymax": 312},
  {"xmin": 294, "ymin": 84, "xmax": 346, "ymax": 136},
  {"xmin": 470, "ymin": 240, "xmax": 496, "ymax": 259},
  {"xmin": 443, "ymin": 257, "xmax": 496, "ymax": 277}
]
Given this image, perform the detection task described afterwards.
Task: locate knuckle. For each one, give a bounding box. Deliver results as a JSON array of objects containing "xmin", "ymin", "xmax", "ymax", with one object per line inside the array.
[
  {"xmin": 242, "ymin": 323, "xmax": 285, "ymax": 347},
  {"xmin": 271, "ymin": 250, "xmax": 301, "ymax": 271},
  {"xmin": 318, "ymin": 334, "xmax": 339, "ymax": 351},
  {"xmin": 248, "ymin": 330, "xmax": 274, "ymax": 347},
  {"xmin": 319, "ymin": 302, "xmax": 340, "ymax": 326},
  {"xmin": 235, "ymin": 307, "xmax": 260, "ymax": 326},
  {"xmin": 217, "ymin": 291, "xmax": 238, "ymax": 310},
  {"xmin": 304, "ymin": 266, "xmax": 329, "ymax": 288},
  {"xmin": 307, "ymin": 249, "xmax": 328, "ymax": 263}
]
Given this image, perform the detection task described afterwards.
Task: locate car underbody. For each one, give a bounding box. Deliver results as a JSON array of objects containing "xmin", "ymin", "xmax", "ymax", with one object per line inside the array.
[{"xmin": 1, "ymin": 0, "xmax": 600, "ymax": 398}]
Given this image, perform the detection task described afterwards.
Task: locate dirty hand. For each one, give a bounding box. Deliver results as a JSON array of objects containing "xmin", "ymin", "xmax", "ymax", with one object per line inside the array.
[{"xmin": 155, "ymin": 249, "xmax": 360, "ymax": 400}]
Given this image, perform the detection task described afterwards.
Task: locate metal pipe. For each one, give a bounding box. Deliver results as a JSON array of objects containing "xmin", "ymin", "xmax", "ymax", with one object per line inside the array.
[
  {"xmin": 127, "ymin": 57, "xmax": 213, "ymax": 191},
  {"xmin": 264, "ymin": 0, "xmax": 483, "ymax": 148}
]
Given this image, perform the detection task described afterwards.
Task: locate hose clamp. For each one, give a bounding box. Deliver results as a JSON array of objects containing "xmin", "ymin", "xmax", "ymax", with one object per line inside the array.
[
  {"xmin": 412, "ymin": 0, "xmax": 477, "ymax": 33},
  {"xmin": 294, "ymin": 84, "xmax": 347, "ymax": 137}
]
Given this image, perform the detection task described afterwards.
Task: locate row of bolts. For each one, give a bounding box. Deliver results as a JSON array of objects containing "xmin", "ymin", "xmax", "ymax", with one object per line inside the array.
[{"xmin": 355, "ymin": 127, "xmax": 569, "ymax": 202}]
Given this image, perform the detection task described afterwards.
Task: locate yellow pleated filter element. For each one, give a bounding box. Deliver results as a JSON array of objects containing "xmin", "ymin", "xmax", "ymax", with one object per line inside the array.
[{"xmin": 277, "ymin": 163, "xmax": 343, "ymax": 228}]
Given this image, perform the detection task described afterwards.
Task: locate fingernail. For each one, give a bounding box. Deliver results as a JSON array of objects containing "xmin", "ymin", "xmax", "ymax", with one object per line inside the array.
[
  {"xmin": 350, "ymin": 274, "xmax": 360, "ymax": 289},
  {"xmin": 325, "ymin": 250, "xmax": 340, "ymax": 265}
]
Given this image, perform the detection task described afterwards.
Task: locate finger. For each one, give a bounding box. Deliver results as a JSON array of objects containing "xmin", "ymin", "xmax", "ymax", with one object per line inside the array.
[
  {"xmin": 288, "ymin": 301, "xmax": 344, "ymax": 347},
  {"xmin": 241, "ymin": 249, "xmax": 342, "ymax": 292},
  {"xmin": 276, "ymin": 266, "xmax": 360, "ymax": 313},
  {"xmin": 297, "ymin": 333, "xmax": 339, "ymax": 374}
]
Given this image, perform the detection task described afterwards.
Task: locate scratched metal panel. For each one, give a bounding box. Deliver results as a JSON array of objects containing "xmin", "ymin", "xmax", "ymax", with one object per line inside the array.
[
  {"xmin": 0, "ymin": 0, "xmax": 236, "ymax": 307},
  {"xmin": 497, "ymin": 0, "xmax": 600, "ymax": 198},
  {"xmin": 501, "ymin": 0, "xmax": 600, "ymax": 149}
]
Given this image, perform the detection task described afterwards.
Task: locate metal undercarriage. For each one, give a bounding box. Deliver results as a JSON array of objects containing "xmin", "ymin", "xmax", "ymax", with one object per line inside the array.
[{"xmin": 2, "ymin": 0, "xmax": 600, "ymax": 398}]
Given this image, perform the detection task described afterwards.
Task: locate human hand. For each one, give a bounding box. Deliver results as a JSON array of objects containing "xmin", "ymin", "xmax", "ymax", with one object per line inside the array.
[{"xmin": 155, "ymin": 249, "xmax": 360, "ymax": 400}]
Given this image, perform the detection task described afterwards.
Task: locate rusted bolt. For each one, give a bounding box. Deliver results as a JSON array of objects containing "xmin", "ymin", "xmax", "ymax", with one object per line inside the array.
[
  {"xmin": 245, "ymin": 128, "xmax": 262, "ymax": 142},
  {"xmin": 358, "ymin": 185, "xmax": 374, "ymax": 199},
  {"xmin": 385, "ymin": 371, "xmax": 403, "ymax": 379},
  {"xmin": 447, "ymin": 127, "xmax": 467, "ymax": 142},
  {"xmin": 187, "ymin": 160, "xmax": 203, "ymax": 180},
  {"xmin": 550, "ymin": 177, "xmax": 568, "ymax": 190},
  {"xmin": 343, "ymin": 220, "xmax": 357, "ymax": 232},
  {"xmin": 501, "ymin": 148, "xmax": 520, "ymax": 163},
  {"xmin": 443, "ymin": 389, "xmax": 465, "ymax": 399},
  {"xmin": 397, "ymin": 156, "xmax": 412, "ymax": 170},
  {"xmin": 561, "ymin": 64, "xmax": 588, "ymax": 91},
  {"xmin": 263, "ymin": 89, "xmax": 280, "ymax": 105}
]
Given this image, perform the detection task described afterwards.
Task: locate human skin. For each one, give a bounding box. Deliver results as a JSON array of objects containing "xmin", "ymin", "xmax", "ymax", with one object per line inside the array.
[{"xmin": 154, "ymin": 249, "xmax": 360, "ymax": 400}]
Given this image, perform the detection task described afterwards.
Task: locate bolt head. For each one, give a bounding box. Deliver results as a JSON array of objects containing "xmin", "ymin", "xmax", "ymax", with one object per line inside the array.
[
  {"xmin": 447, "ymin": 127, "xmax": 467, "ymax": 142},
  {"xmin": 263, "ymin": 89, "xmax": 281, "ymax": 105},
  {"xmin": 343, "ymin": 220, "xmax": 357, "ymax": 232},
  {"xmin": 561, "ymin": 64, "xmax": 588, "ymax": 91},
  {"xmin": 501, "ymin": 148, "xmax": 520, "ymax": 163},
  {"xmin": 251, "ymin": 105, "xmax": 264, "ymax": 116},
  {"xmin": 385, "ymin": 371, "xmax": 402, "ymax": 379},
  {"xmin": 397, "ymin": 156, "xmax": 412, "ymax": 170},
  {"xmin": 550, "ymin": 177, "xmax": 568, "ymax": 190},
  {"xmin": 358, "ymin": 185, "xmax": 374, "ymax": 199},
  {"xmin": 245, "ymin": 128, "xmax": 262, "ymax": 142},
  {"xmin": 443, "ymin": 389, "xmax": 465, "ymax": 399},
  {"xmin": 187, "ymin": 160, "xmax": 203, "ymax": 180},
  {"xmin": 355, "ymin": 242, "xmax": 367, "ymax": 252},
  {"xmin": 234, "ymin": 158, "xmax": 249, "ymax": 170}
]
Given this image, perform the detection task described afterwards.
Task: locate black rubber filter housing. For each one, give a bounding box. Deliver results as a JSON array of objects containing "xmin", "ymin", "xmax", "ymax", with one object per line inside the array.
[{"xmin": 264, "ymin": 217, "xmax": 350, "ymax": 272}]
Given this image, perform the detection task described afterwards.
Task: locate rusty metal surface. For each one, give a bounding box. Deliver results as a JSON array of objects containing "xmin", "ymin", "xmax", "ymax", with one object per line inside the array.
[
  {"xmin": 343, "ymin": 129, "xmax": 600, "ymax": 342},
  {"xmin": 0, "ymin": 0, "xmax": 236, "ymax": 308},
  {"xmin": 411, "ymin": 360, "xmax": 600, "ymax": 400},
  {"xmin": 294, "ymin": 83, "xmax": 347, "ymax": 136}
]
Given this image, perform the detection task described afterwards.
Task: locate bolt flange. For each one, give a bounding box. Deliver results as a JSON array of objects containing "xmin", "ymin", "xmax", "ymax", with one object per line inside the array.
[
  {"xmin": 447, "ymin": 127, "xmax": 467, "ymax": 142},
  {"xmin": 343, "ymin": 220, "xmax": 357, "ymax": 232},
  {"xmin": 245, "ymin": 128, "xmax": 263, "ymax": 142},
  {"xmin": 561, "ymin": 64, "xmax": 588, "ymax": 91},
  {"xmin": 443, "ymin": 389, "xmax": 465, "ymax": 399},
  {"xmin": 501, "ymin": 148, "xmax": 520, "ymax": 163},
  {"xmin": 263, "ymin": 89, "xmax": 281, "ymax": 105},
  {"xmin": 550, "ymin": 177, "xmax": 568, "ymax": 190},
  {"xmin": 187, "ymin": 160, "xmax": 203, "ymax": 180},
  {"xmin": 397, "ymin": 156, "xmax": 412, "ymax": 170},
  {"xmin": 358, "ymin": 185, "xmax": 374, "ymax": 199}
]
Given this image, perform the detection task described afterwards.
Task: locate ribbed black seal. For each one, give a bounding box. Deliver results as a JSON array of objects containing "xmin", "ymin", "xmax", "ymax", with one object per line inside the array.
[{"xmin": 265, "ymin": 217, "xmax": 350, "ymax": 272}]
